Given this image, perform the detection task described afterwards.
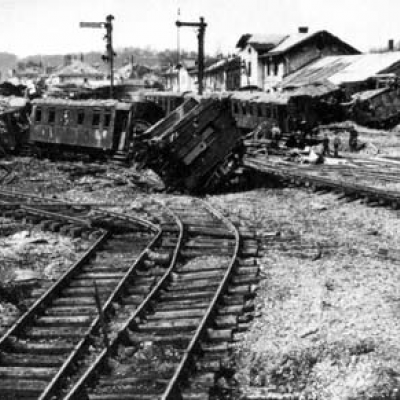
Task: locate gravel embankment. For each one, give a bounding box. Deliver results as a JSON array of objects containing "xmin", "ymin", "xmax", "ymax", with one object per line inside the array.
[{"xmin": 210, "ymin": 189, "xmax": 400, "ymax": 400}]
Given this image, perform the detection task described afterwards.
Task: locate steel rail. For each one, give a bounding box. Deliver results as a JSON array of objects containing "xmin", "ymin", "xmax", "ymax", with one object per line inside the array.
[
  {"xmin": 161, "ymin": 198, "xmax": 240, "ymax": 400},
  {"xmin": 244, "ymin": 159, "xmax": 400, "ymax": 201},
  {"xmin": 63, "ymin": 200, "xmax": 184, "ymax": 400},
  {"xmin": 39, "ymin": 215, "xmax": 161, "ymax": 400},
  {"xmin": 0, "ymin": 189, "xmax": 161, "ymax": 400},
  {"xmin": 0, "ymin": 230, "xmax": 109, "ymax": 350}
]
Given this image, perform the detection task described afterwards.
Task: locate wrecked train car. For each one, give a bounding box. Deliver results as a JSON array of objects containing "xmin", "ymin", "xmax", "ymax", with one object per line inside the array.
[
  {"xmin": 138, "ymin": 98, "xmax": 243, "ymax": 193},
  {"xmin": 348, "ymin": 86, "xmax": 400, "ymax": 129},
  {"xmin": 0, "ymin": 97, "xmax": 30, "ymax": 154},
  {"xmin": 29, "ymin": 98, "xmax": 164, "ymax": 160},
  {"xmin": 143, "ymin": 91, "xmax": 187, "ymax": 115}
]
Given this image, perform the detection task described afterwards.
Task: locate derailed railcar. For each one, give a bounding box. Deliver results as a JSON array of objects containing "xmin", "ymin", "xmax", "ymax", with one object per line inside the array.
[
  {"xmin": 348, "ymin": 87, "xmax": 400, "ymax": 129},
  {"xmin": 142, "ymin": 91, "xmax": 187, "ymax": 116},
  {"xmin": 29, "ymin": 98, "xmax": 164, "ymax": 159},
  {"xmin": 140, "ymin": 98, "xmax": 243, "ymax": 193},
  {"xmin": 230, "ymin": 92, "xmax": 291, "ymax": 133},
  {"xmin": 0, "ymin": 98, "xmax": 30, "ymax": 154}
]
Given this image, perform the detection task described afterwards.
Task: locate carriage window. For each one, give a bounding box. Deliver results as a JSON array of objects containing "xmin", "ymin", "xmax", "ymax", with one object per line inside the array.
[
  {"xmin": 77, "ymin": 110, "xmax": 85, "ymax": 125},
  {"xmin": 48, "ymin": 108, "xmax": 56, "ymax": 124},
  {"xmin": 258, "ymin": 105, "xmax": 263, "ymax": 116},
  {"xmin": 92, "ymin": 111, "xmax": 101, "ymax": 126},
  {"xmin": 233, "ymin": 102, "xmax": 239, "ymax": 114},
  {"xmin": 104, "ymin": 112, "xmax": 111, "ymax": 127},
  {"xmin": 61, "ymin": 109, "xmax": 71, "ymax": 126},
  {"xmin": 35, "ymin": 108, "xmax": 42, "ymax": 122}
]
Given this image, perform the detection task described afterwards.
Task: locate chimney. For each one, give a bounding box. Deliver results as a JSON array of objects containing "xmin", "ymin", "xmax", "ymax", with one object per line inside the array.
[
  {"xmin": 298, "ymin": 26, "xmax": 309, "ymax": 34},
  {"xmin": 389, "ymin": 39, "xmax": 394, "ymax": 51}
]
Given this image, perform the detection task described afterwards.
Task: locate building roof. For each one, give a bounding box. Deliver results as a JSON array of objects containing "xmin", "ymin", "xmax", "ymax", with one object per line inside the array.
[
  {"xmin": 55, "ymin": 60, "xmax": 104, "ymax": 78},
  {"xmin": 267, "ymin": 31, "xmax": 317, "ymax": 55},
  {"xmin": 282, "ymin": 80, "xmax": 340, "ymax": 98},
  {"xmin": 280, "ymin": 52, "xmax": 400, "ymax": 87},
  {"xmin": 236, "ymin": 33, "xmax": 286, "ymax": 50},
  {"xmin": 205, "ymin": 57, "xmax": 241, "ymax": 73},
  {"xmin": 238, "ymin": 30, "xmax": 359, "ymax": 56}
]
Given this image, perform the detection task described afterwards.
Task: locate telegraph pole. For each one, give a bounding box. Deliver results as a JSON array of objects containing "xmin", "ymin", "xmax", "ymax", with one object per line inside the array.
[
  {"xmin": 80, "ymin": 14, "xmax": 116, "ymax": 98},
  {"xmin": 176, "ymin": 17, "xmax": 207, "ymax": 95}
]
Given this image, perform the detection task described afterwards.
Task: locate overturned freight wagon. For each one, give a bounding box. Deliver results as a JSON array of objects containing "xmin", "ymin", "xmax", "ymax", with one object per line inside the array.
[{"xmin": 138, "ymin": 98, "xmax": 243, "ymax": 193}]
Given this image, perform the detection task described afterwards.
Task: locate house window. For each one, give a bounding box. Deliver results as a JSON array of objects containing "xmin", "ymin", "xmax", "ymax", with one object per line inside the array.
[
  {"xmin": 274, "ymin": 61, "xmax": 279, "ymax": 76},
  {"xmin": 247, "ymin": 62, "xmax": 252, "ymax": 77},
  {"xmin": 267, "ymin": 60, "xmax": 271, "ymax": 76},
  {"xmin": 48, "ymin": 108, "xmax": 56, "ymax": 124},
  {"xmin": 77, "ymin": 110, "xmax": 85, "ymax": 125},
  {"xmin": 35, "ymin": 108, "xmax": 42, "ymax": 122},
  {"xmin": 92, "ymin": 111, "xmax": 101, "ymax": 126}
]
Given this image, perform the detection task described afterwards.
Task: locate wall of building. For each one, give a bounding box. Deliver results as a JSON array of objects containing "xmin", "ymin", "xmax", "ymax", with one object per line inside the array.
[
  {"xmin": 205, "ymin": 70, "xmax": 225, "ymax": 92},
  {"xmin": 285, "ymin": 40, "xmax": 356, "ymax": 76},
  {"xmin": 261, "ymin": 35, "xmax": 358, "ymax": 91},
  {"xmin": 238, "ymin": 44, "xmax": 259, "ymax": 87}
]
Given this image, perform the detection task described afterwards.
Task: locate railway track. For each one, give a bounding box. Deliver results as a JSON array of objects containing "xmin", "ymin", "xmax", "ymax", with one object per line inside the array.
[
  {"xmin": 244, "ymin": 157, "xmax": 400, "ymax": 208},
  {"xmin": 59, "ymin": 196, "xmax": 259, "ymax": 400},
  {"xmin": 0, "ymin": 189, "xmax": 161, "ymax": 400}
]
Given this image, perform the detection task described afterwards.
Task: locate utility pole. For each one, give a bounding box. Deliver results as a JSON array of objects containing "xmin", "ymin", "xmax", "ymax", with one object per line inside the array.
[
  {"xmin": 80, "ymin": 14, "xmax": 116, "ymax": 98},
  {"xmin": 176, "ymin": 17, "xmax": 207, "ymax": 95}
]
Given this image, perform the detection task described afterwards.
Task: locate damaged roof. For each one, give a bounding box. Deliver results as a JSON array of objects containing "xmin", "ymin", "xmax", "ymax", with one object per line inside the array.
[{"xmin": 280, "ymin": 52, "xmax": 400, "ymax": 87}]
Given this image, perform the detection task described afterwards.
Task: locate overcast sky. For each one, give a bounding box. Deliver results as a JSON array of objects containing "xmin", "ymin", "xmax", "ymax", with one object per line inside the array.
[{"xmin": 1, "ymin": 0, "xmax": 400, "ymax": 57}]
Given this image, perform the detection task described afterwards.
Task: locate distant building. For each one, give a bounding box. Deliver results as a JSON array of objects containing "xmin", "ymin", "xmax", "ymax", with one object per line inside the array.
[
  {"xmin": 48, "ymin": 56, "xmax": 105, "ymax": 86},
  {"xmin": 204, "ymin": 56, "xmax": 241, "ymax": 92},
  {"xmin": 236, "ymin": 28, "xmax": 359, "ymax": 91},
  {"xmin": 163, "ymin": 59, "xmax": 197, "ymax": 92}
]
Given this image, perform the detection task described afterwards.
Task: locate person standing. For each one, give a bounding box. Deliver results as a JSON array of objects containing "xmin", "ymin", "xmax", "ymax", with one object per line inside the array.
[
  {"xmin": 322, "ymin": 133, "xmax": 330, "ymax": 156},
  {"xmin": 271, "ymin": 123, "xmax": 282, "ymax": 148},
  {"xmin": 333, "ymin": 132, "xmax": 341, "ymax": 158},
  {"xmin": 349, "ymin": 128, "xmax": 358, "ymax": 152}
]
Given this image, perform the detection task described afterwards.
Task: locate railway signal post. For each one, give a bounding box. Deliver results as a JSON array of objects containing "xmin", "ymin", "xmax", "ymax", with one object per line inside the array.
[
  {"xmin": 176, "ymin": 17, "xmax": 207, "ymax": 95},
  {"xmin": 80, "ymin": 15, "xmax": 116, "ymax": 98}
]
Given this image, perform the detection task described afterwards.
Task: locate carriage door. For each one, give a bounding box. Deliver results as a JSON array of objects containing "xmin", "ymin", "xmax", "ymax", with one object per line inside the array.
[{"xmin": 114, "ymin": 109, "xmax": 130, "ymax": 151}]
